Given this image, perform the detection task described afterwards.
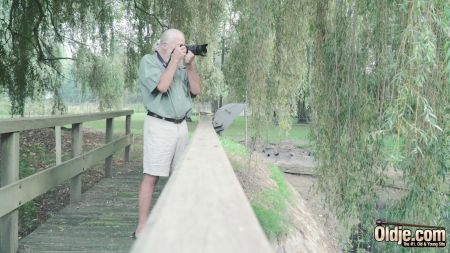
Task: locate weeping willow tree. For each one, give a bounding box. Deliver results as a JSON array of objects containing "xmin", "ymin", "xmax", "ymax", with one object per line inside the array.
[
  {"xmin": 310, "ymin": 0, "xmax": 387, "ymax": 250},
  {"xmin": 0, "ymin": 0, "xmax": 225, "ymax": 116},
  {"xmin": 270, "ymin": 0, "xmax": 310, "ymax": 131},
  {"xmin": 310, "ymin": 0, "xmax": 449, "ymax": 251},
  {"xmin": 382, "ymin": 2, "xmax": 449, "ymax": 251},
  {"xmin": 0, "ymin": 1, "xmax": 125, "ymax": 115},
  {"xmin": 184, "ymin": 0, "xmax": 228, "ymax": 107},
  {"xmin": 224, "ymin": 0, "xmax": 274, "ymax": 143},
  {"xmin": 224, "ymin": 0, "xmax": 448, "ymax": 251},
  {"xmin": 224, "ymin": 0, "xmax": 309, "ymax": 143}
]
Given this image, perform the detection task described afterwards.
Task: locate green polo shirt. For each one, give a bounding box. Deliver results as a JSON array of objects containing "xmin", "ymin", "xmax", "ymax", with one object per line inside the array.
[{"xmin": 139, "ymin": 53, "xmax": 193, "ymax": 119}]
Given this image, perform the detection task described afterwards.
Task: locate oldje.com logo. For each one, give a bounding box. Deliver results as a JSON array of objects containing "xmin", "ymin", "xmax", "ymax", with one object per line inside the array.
[{"xmin": 374, "ymin": 219, "xmax": 446, "ymax": 247}]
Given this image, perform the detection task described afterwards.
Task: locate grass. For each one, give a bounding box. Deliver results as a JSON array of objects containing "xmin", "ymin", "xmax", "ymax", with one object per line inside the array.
[
  {"xmin": 0, "ymin": 110, "xmax": 197, "ymax": 137},
  {"xmin": 221, "ymin": 116, "xmax": 407, "ymax": 157},
  {"xmin": 220, "ymin": 137, "xmax": 292, "ymax": 241},
  {"xmin": 219, "ymin": 137, "xmax": 249, "ymax": 156},
  {"xmin": 0, "ymin": 97, "xmax": 11, "ymax": 117},
  {"xmin": 221, "ymin": 116, "xmax": 311, "ymax": 146},
  {"xmin": 81, "ymin": 112, "xmax": 198, "ymax": 138},
  {"xmin": 268, "ymin": 164, "xmax": 292, "ymax": 199},
  {"xmin": 76, "ymin": 112, "xmax": 146, "ymax": 137},
  {"xmin": 252, "ymin": 164, "xmax": 293, "ymax": 240}
]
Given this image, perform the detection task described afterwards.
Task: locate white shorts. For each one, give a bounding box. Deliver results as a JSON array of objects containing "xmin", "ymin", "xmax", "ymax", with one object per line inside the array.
[{"xmin": 143, "ymin": 115, "xmax": 189, "ymax": 177}]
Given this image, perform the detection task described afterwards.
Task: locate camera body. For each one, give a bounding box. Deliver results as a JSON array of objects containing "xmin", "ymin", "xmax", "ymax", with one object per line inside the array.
[{"xmin": 185, "ymin": 44, "xmax": 208, "ymax": 56}]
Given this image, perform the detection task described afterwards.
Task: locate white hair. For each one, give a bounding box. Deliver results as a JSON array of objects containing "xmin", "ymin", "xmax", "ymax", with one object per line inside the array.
[
  {"xmin": 153, "ymin": 29, "xmax": 184, "ymax": 51},
  {"xmin": 160, "ymin": 28, "xmax": 184, "ymax": 44}
]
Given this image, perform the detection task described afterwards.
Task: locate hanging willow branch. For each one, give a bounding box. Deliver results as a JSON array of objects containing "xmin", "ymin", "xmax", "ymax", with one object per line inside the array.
[{"xmin": 133, "ymin": 0, "xmax": 169, "ymax": 29}]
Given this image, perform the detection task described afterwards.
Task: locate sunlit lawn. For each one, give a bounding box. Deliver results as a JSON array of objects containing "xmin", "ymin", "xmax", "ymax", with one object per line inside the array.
[
  {"xmin": 81, "ymin": 112, "xmax": 198, "ymax": 137},
  {"xmin": 221, "ymin": 116, "xmax": 311, "ymax": 147},
  {"xmin": 220, "ymin": 116, "xmax": 405, "ymax": 153}
]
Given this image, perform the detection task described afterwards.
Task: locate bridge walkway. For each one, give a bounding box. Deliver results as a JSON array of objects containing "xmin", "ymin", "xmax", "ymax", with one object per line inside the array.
[{"xmin": 19, "ymin": 160, "xmax": 167, "ymax": 253}]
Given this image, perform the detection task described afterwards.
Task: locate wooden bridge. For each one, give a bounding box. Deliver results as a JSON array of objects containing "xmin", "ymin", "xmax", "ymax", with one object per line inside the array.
[{"xmin": 0, "ymin": 111, "xmax": 273, "ymax": 253}]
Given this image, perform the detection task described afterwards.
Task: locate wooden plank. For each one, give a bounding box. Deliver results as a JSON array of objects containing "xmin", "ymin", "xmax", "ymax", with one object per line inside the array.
[
  {"xmin": 55, "ymin": 126, "xmax": 62, "ymax": 165},
  {"xmin": 19, "ymin": 166, "xmax": 164, "ymax": 253},
  {"xmin": 281, "ymin": 167, "xmax": 315, "ymax": 176},
  {"xmin": 124, "ymin": 115, "xmax": 131, "ymax": 162},
  {"xmin": 130, "ymin": 118, "xmax": 272, "ymax": 253},
  {"xmin": 0, "ymin": 110, "xmax": 133, "ymax": 134},
  {"xmin": 105, "ymin": 118, "xmax": 114, "ymax": 178},
  {"xmin": 0, "ymin": 135, "xmax": 133, "ymax": 218},
  {"xmin": 71, "ymin": 123, "xmax": 83, "ymax": 203},
  {"xmin": 0, "ymin": 132, "xmax": 20, "ymax": 253}
]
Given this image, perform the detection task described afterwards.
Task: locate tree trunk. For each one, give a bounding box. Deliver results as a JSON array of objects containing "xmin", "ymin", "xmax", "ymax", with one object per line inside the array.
[
  {"xmin": 211, "ymin": 100, "xmax": 218, "ymax": 113},
  {"xmin": 297, "ymin": 99, "xmax": 308, "ymax": 123}
]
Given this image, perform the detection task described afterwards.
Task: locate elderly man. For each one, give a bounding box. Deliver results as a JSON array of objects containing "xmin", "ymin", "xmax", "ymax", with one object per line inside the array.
[{"xmin": 133, "ymin": 29, "xmax": 201, "ymax": 239}]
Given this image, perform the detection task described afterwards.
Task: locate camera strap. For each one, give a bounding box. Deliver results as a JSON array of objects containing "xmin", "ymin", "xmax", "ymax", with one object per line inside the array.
[{"xmin": 155, "ymin": 50, "xmax": 170, "ymax": 68}]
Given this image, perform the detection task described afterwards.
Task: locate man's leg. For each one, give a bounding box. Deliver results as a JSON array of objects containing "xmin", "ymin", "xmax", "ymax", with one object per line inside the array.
[
  {"xmin": 135, "ymin": 174, "xmax": 159, "ymax": 237},
  {"xmin": 169, "ymin": 121, "xmax": 189, "ymax": 175}
]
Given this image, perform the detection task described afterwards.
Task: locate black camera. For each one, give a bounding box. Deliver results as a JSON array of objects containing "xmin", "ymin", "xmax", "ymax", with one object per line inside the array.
[{"xmin": 186, "ymin": 44, "xmax": 208, "ymax": 56}]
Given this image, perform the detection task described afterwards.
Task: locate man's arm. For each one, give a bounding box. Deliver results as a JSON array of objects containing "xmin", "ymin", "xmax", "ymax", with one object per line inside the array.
[
  {"xmin": 156, "ymin": 46, "xmax": 186, "ymax": 93},
  {"xmin": 156, "ymin": 59, "xmax": 179, "ymax": 93},
  {"xmin": 185, "ymin": 52, "xmax": 201, "ymax": 95}
]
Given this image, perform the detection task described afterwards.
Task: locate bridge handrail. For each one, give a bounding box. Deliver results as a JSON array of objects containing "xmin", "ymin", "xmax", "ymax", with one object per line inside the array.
[
  {"xmin": 130, "ymin": 117, "xmax": 273, "ymax": 253},
  {"xmin": 0, "ymin": 110, "xmax": 133, "ymax": 134},
  {"xmin": 0, "ymin": 110, "xmax": 133, "ymax": 253}
]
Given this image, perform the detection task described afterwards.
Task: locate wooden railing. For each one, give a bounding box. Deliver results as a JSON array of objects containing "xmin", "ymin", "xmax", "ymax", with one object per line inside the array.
[
  {"xmin": 130, "ymin": 118, "xmax": 273, "ymax": 253},
  {"xmin": 0, "ymin": 110, "xmax": 133, "ymax": 253}
]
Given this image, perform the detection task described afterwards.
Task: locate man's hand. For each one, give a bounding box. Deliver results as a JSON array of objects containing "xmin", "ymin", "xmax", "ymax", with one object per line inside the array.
[
  {"xmin": 185, "ymin": 52, "xmax": 201, "ymax": 95},
  {"xmin": 171, "ymin": 45, "xmax": 187, "ymax": 62},
  {"xmin": 184, "ymin": 51, "xmax": 195, "ymax": 65}
]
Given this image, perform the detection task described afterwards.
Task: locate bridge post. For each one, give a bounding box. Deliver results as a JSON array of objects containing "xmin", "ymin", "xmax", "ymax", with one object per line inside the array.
[
  {"xmin": 105, "ymin": 118, "xmax": 114, "ymax": 178},
  {"xmin": 124, "ymin": 115, "xmax": 131, "ymax": 163},
  {"xmin": 70, "ymin": 123, "xmax": 82, "ymax": 203},
  {"xmin": 0, "ymin": 132, "xmax": 19, "ymax": 253},
  {"xmin": 55, "ymin": 126, "xmax": 62, "ymax": 165}
]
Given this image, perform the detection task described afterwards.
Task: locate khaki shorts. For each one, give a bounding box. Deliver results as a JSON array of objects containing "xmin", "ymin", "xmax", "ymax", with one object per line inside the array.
[{"xmin": 143, "ymin": 115, "xmax": 189, "ymax": 177}]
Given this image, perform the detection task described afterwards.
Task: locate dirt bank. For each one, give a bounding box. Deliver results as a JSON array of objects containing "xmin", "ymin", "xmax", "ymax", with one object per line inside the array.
[
  {"xmin": 252, "ymin": 141, "xmax": 343, "ymax": 252},
  {"xmin": 228, "ymin": 149, "xmax": 339, "ymax": 253}
]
